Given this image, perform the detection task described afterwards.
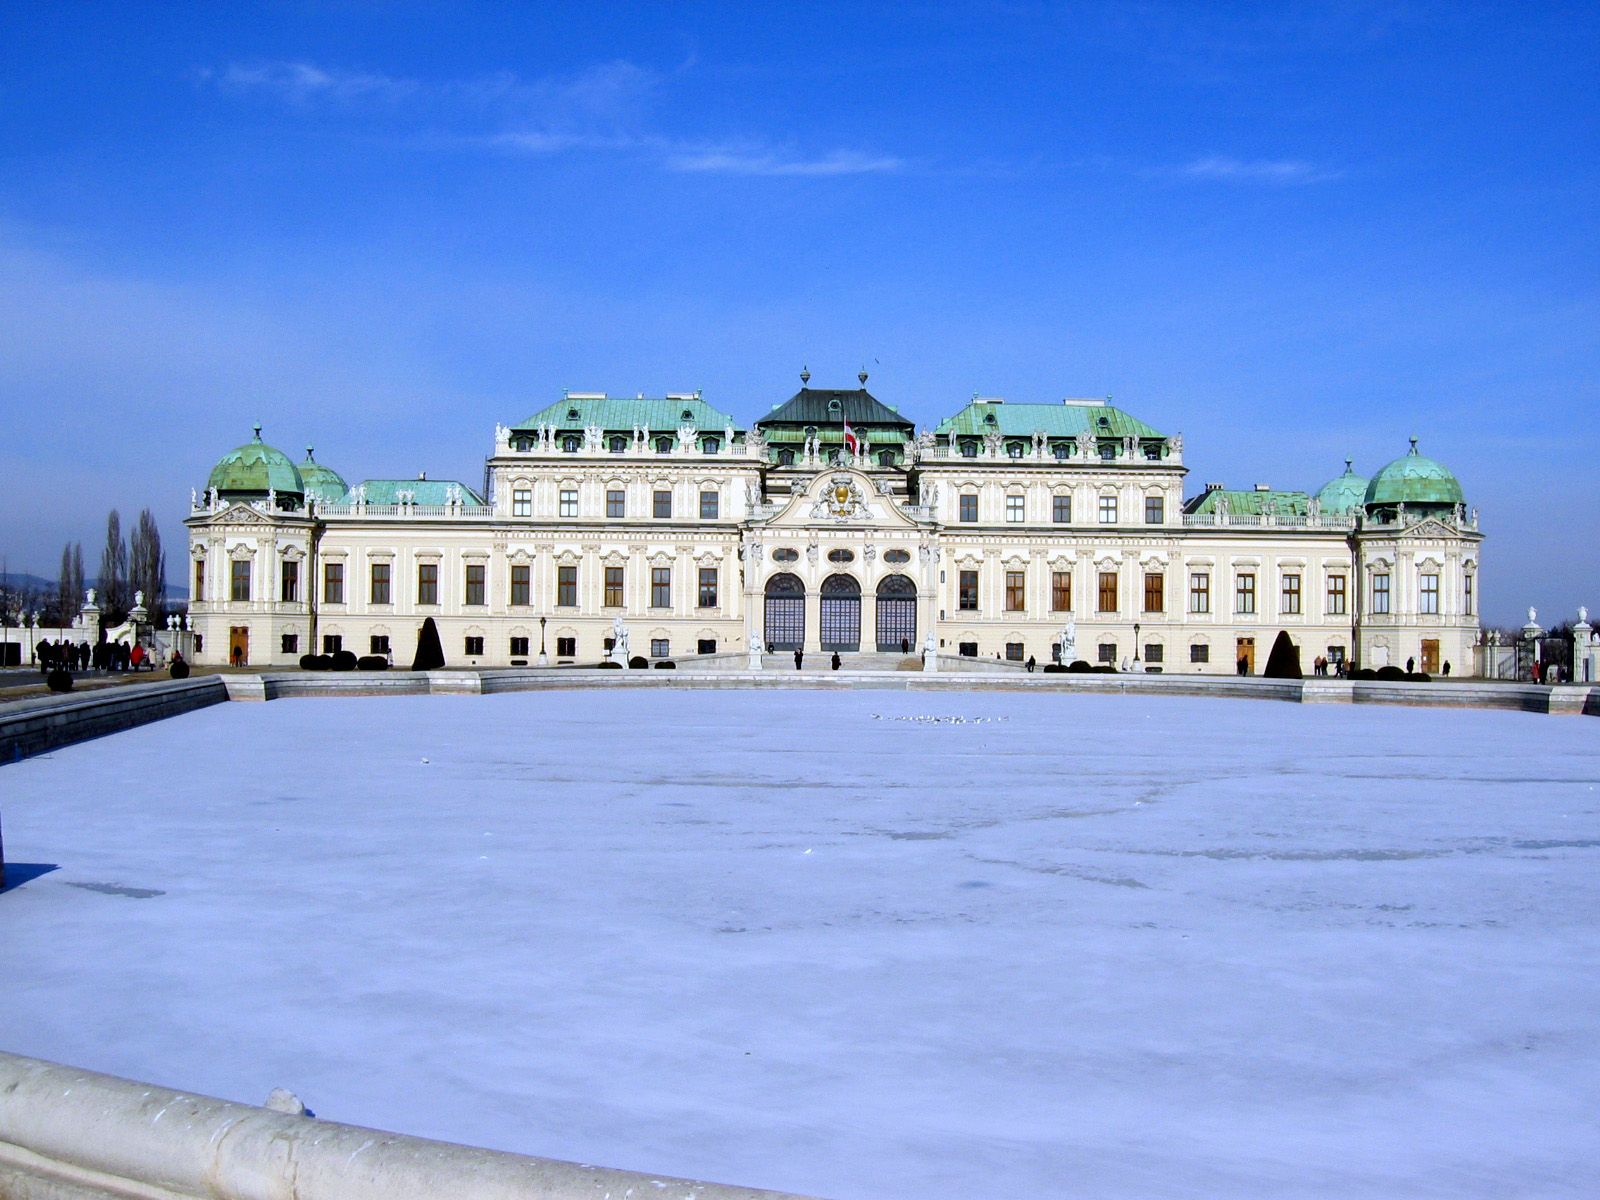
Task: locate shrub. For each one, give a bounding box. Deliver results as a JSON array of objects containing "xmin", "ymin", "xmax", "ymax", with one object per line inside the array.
[
  {"xmin": 1262, "ymin": 631, "xmax": 1303, "ymax": 679},
  {"xmin": 356, "ymin": 655, "xmax": 389, "ymax": 671},
  {"xmin": 46, "ymin": 667, "xmax": 73, "ymax": 693},
  {"xmin": 411, "ymin": 617, "xmax": 446, "ymax": 671},
  {"xmin": 299, "ymin": 654, "xmax": 331, "ymax": 671},
  {"xmin": 331, "ymin": 650, "xmax": 358, "ymax": 671},
  {"xmin": 169, "ymin": 660, "xmax": 190, "ymax": 679},
  {"xmin": 1067, "ymin": 660, "xmax": 1093, "ymax": 673},
  {"xmin": 1350, "ymin": 668, "xmax": 1377, "ymax": 681},
  {"xmin": 1042, "ymin": 663, "xmax": 1067, "ymax": 673},
  {"xmin": 1091, "ymin": 664, "xmax": 1117, "ymax": 674},
  {"xmin": 628, "ymin": 655, "xmax": 649, "ymax": 669},
  {"xmin": 1405, "ymin": 672, "xmax": 1431, "ymax": 683},
  {"xmin": 597, "ymin": 660, "xmax": 623, "ymax": 669},
  {"xmin": 653, "ymin": 660, "xmax": 676, "ymax": 669},
  {"xmin": 1374, "ymin": 665, "xmax": 1407, "ymax": 681}
]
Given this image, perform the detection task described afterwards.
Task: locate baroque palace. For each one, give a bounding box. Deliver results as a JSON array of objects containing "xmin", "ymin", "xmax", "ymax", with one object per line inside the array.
[{"xmin": 187, "ymin": 374, "xmax": 1482, "ymax": 673}]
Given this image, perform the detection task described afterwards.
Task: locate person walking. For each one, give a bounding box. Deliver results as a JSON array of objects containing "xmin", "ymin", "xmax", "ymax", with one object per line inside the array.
[
  {"xmin": 793, "ymin": 648, "xmax": 803, "ymax": 671},
  {"xmin": 1026, "ymin": 654, "xmax": 1036, "ymax": 673},
  {"xmin": 830, "ymin": 651, "xmax": 841, "ymax": 671},
  {"xmin": 130, "ymin": 643, "xmax": 144, "ymax": 672},
  {"xmin": 1406, "ymin": 656, "xmax": 1415, "ymax": 674}
]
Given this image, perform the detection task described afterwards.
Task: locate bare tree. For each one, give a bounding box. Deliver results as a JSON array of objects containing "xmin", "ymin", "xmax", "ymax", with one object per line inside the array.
[
  {"xmin": 57, "ymin": 542, "xmax": 76, "ymax": 623},
  {"xmin": 99, "ymin": 510, "xmax": 128, "ymax": 622},
  {"xmin": 70, "ymin": 542, "xmax": 84, "ymax": 623},
  {"xmin": 129, "ymin": 508, "xmax": 166, "ymax": 619}
]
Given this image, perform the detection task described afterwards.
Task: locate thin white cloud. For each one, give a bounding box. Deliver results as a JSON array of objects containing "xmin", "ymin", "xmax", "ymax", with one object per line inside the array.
[
  {"xmin": 200, "ymin": 62, "xmax": 418, "ymax": 105},
  {"xmin": 1174, "ymin": 156, "xmax": 1342, "ymax": 184},
  {"xmin": 667, "ymin": 148, "xmax": 904, "ymax": 177}
]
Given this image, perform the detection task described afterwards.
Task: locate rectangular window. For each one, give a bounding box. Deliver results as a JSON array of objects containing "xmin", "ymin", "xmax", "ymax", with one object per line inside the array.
[
  {"xmin": 1144, "ymin": 643, "xmax": 1164, "ymax": 664},
  {"xmin": 510, "ymin": 564, "xmax": 530, "ymax": 606},
  {"xmin": 464, "ymin": 564, "xmax": 485, "ymax": 606},
  {"xmin": 280, "ymin": 560, "xmax": 299, "ymax": 602},
  {"xmin": 555, "ymin": 636, "xmax": 576, "ymax": 658},
  {"xmin": 323, "ymin": 561, "xmax": 343, "ymax": 604},
  {"xmin": 697, "ymin": 638, "xmax": 717, "ymax": 654},
  {"xmin": 607, "ymin": 489, "xmax": 626, "ymax": 518},
  {"xmin": 552, "ymin": 488, "xmax": 575, "ymax": 518},
  {"xmin": 651, "ymin": 567, "xmax": 671, "ymax": 608},
  {"xmin": 1143, "ymin": 572, "xmax": 1164, "ymax": 613},
  {"xmin": 653, "ymin": 489, "xmax": 672, "ymax": 519},
  {"xmin": 509, "ymin": 636, "xmax": 529, "ymax": 657},
  {"xmin": 194, "ymin": 558, "xmax": 206, "ymax": 601},
  {"xmin": 1190, "ymin": 643, "xmax": 1210, "ymax": 664},
  {"xmin": 1373, "ymin": 573, "xmax": 1391, "ymax": 614},
  {"xmin": 698, "ymin": 567, "xmax": 718, "ymax": 609},
  {"xmin": 464, "ymin": 636, "xmax": 484, "ymax": 656},
  {"xmin": 1006, "ymin": 495, "xmax": 1025, "ymax": 523},
  {"xmin": 370, "ymin": 562, "xmax": 391, "ymax": 605},
  {"xmin": 604, "ymin": 566, "xmax": 624, "ymax": 608},
  {"xmin": 1005, "ymin": 642, "xmax": 1024, "ymax": 661},
  {"xmin": 557, "ymin": 566, "xmax": 577, "ymax": 607},
  {"xmin": 1099, "ymin": 495, "xmax": 1118, "ymax": 524},
  {"xmin": 1005, "ymin": 570, "xmax": 1025, "ymax": 612},
  {"xmin": 281, "ymin": 633, "xmax": 298, "ymax": 655},
  {"xmin": 958, "ymin": 641, "xmax": 978, "ymax": 657},
  {"xmin": 1189, "ymin": 572, "xmax": 1210, "ymax": 614},
  {"xmin": 650, "ymin": 638, "xmax": 670, "ymax": 658},
  {"xmin": 322, "ymin": 634, "xmax": 341, "ymax": 654},
  {"xmin": 512, "ymin": 488, "xmax": 531, "ymax": 517},
  {"xmin": 1326, "ymin": 574, "xmax": 1347, "ymax": 616},
  {"xmin": 370, "ymin": 635, "xmax": 390, "ymax": 655},
  {"xmin": 1051, "ymin": 571, "xmax": 1072, "ymax": 612},
  {"xmin": 1235, "ymin": 572, "xmax": 1256, "ymax": 615},
  {"xmin": 1281, "ymin": 572, "xmax": 1302, "ymax": 615},
  {"xmin": 1052, "ymin": 494, "xmax": 1072, "ymax": 524},
  {"xmin": 1464, "ymin": 572, "xmax": 1474, "ymax": 616},
  {"xmin": 959, "ymin": 493, "xmax": 978, "ymax": 522},
  {"xmin": 1420, "ymin": 572, "xmax": 1439, "ymax": 615},
  {"xmin": 700, "ymin": 490, "xmax": 719, "ymax": 520},
  {"xmin": 1098, "ymin": 642, "xmax": 1116, "ymax": 663},
  {"xmin": 958, "ymin": 570, "xmax": 979, "ymax": 611},
  {"xmin": 417, "ymin": 563, "xmax": 438, "ymax": 605},
  {"xmin": 230, "ymin": 560, "xmax": 251, "ymax": 602},
  {"xmin": 1097, "ymin": 570, "xmax": 1118, "ymax": 613},
  {"xmin": 1145, "ymin": 495, "xmax": 1164, "ymax": 524}
]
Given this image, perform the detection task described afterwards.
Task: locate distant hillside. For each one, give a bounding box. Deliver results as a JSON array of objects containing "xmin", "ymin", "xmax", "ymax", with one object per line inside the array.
[{"xmin": 1, "ymin": 572, "xmax": 188, "ymax": 601}]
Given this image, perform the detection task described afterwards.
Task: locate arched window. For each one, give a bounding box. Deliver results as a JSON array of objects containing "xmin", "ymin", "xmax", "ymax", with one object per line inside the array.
[
  {"xmin": 878, "ymin": 448, "xmax": 896, "ymax": 467},
  {"xmin": 562, "ymin": 435, "xmax": 580, "ymax": 453},
  {"xmin": 1007, "ymin": 441, "xmax": 1026, "ymax": 459},
  {"xmin": 820, "ymin": 574, "xmax": 861, "ymax": 651},
  {"xmin": 1053, "ymin": 441, "xmax": 1070, "ymax": 460},
  {"xmin": 702, "ymin": 437, "xmax": 720, "ymax": 454},
  {"xmin": 763, "ymin": 572, "xmax": 805, "ymax": 650},
  {"xmin": 609, "ymin": 435, "xmax": 627, "ymax": 453},
  {"xmin": 959, "ymin": 439, "xmax": 978, "ymax": 458},
  {"xmin": 655, "ymin": 436, "xmax": 673, "ymax": 454},
  {"xmin": 777, "ymin": 448, "xmax": 796, "ymax": 466},
  {"xmin": 876, "ymin": 574, "xmax": 917, "ymax": 651}
]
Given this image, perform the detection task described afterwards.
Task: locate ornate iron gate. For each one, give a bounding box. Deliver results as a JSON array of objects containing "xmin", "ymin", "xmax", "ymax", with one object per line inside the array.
[
  {"xmin": 875, "ymin": 574, "xmax": 917, "ymax": 651},
  {"xmin": 763, "ymin": 573, "xmax": 805, "ymax": 651},
  {"xmin": 820, "ymin": 574, "xmax": 861, "ymax": 651}
]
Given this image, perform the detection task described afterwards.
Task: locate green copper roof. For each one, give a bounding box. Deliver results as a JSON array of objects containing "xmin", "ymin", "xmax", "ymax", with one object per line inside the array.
[
  {"xmin": 757, "ymin": 385, "xmax": 913, "ymax": 430},
  {"xmin": 934, "ymin": 400, "xmax": 1164, "ymax": 439},
  {"xmin": 1364, "ymin": 439, "xmax": 1463, "ymax": 508},
  {"xmin": 206, "ymin": 425, "xmax": 304, "ymax": 496},
  {"xmin": 1185, "ymin": 488, "xmax": 1311, "ymax": 517},
  {"xmin": 297, "ymin": 447, "xmax": 349, "ymax": 503},
  {"xmin": 513, "ymin": 394, "xmax": 740, "ymax": 433},
  {"xmin": 342, "ymin": 479, "xmax": 486, "ymax": 506},
  {"xmin": 1314, "ymin": 459, "xmax": 1369, "ymax": 514}
]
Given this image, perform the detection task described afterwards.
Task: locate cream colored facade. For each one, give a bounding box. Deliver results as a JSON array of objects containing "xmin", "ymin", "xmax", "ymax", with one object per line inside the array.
[{"xmin": 187, "ymin": 391, "xmax": 1482, "ymax": 675}]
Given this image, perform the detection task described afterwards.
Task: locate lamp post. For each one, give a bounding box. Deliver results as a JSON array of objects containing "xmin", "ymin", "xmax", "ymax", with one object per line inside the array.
[
  {"xmin": 1133, "ymin": 621, "xmax": 1141, "ymax": 672},
  {"xmin": 538, "ymin": 615, "xmax": 548, "ymax": 668}
]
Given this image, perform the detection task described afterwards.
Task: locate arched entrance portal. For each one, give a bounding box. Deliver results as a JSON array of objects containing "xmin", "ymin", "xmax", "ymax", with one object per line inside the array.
[
  {"xmin": 820, "ymin": 574, "xmax": 861, "ymax": 652},
  {"xmin": 763, "ymin": 573, "xmax": 805, "ymax": 651},
  {"xmin": 875, "ymin": 574, "xmax": 917, "ymax": 651}
]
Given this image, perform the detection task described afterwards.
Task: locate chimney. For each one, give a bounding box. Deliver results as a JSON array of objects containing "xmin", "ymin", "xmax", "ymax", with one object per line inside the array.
[
  {"xmin": 1254, "ymin": 483, "xmax": 1271, "ymax": 492},
  {"xmin": 1205, "ymin": 481, "xmax": 1225, "ymax": 492}
]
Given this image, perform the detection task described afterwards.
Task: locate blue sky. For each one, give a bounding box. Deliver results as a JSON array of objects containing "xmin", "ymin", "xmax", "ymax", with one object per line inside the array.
[{"xmin": 1, "ymin": 2, "xmax": 1595, "ymax": 624}]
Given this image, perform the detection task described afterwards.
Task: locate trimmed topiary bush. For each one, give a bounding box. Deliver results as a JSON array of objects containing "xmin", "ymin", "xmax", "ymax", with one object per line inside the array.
[
  {"xmin": 169, "ymin": 660, "xmax": 190, "ymax": 679},
  {"xmin": 1375, "ymin": 665, "xmax": 1407, "ymax": 681},
  {"xmin": 1262, "ymin": 630, "xmax": 1303, "ymax": 680},
  {"xmin": 1350, "ymin": 668, "xmax": 1377, "ymax": 680},
  {"xmin": 46, "ymin": 667, "xmax": 73, "ymax": 693},
  {"xmin": 356, "ymin": 655, "xmax": 389, "ymax": 671},
  {"xmin": 411, "ymin": 617, "xmax": 446, "ymax": 671},
  {"xmin": 628, "ymin": 655, "xmax": 648, "ymax": 669},
  {"xmin": 1091, "ymin": 664, "xmax": 1117, "ymax": 674},
  {"xmin": 1067, "ymin": 660, "xmax": 1093, "ymax": 673},
  {"xmin": 597, "ymin": 660, "xmax": 623, "ymax": 669},
  {"xmin": 331, "ymin": 650, "xmax": 358, "ymax": 671},
  {"xmin": 1042, "ymin": 663, "xmax": 1067, "ymax": 673},
  {"xmin": 1405, "ymin": 672, "xmax": 1431, "ymax": 683},
  {"xmin": 653, "ymin": 660, "xmax": 676, "ymax": 669}
]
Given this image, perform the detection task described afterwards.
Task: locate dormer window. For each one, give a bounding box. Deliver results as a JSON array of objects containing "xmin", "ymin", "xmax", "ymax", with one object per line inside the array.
[
  {"xmin": 702, "ymin": 437, "xmax": 720, "ymax": 454},
  {"xmin": 1006, "ymin": 441, "xmax": 1026, "ymax": 459},
  {"xmin": 1144, "ymin": 443, "xmax": 1161, "ymax": 461},
  {"xmin": 1053, "ymin": 442, "xmax": 1070, "ymax": 460},
  {"xmin": 655, "ymin": 437, "xmax": 672, "ymax": 454},
  {"xmin": 609, "ymin": 435, "xmax": 627, "ymax": 453},
  {"xmin": 1099, "ymin": 443, "xmax": 1116, "ymax": 461},
  {"xmin": 513, "ymin": 437, "xmax": 532, "ymax": 452},
  {"xmin": 562, "ymin": 435, "xmax": 580, "ymax": 453},
  {"xmin": 959, "ymin": 439, "xmax": 978, "ymax": 458},
  {"xmin": 777, "ymin": 448, "xmax": 796, "ymax": 466},
  {"xmin": 878, "ymin": 449, "xmax": 895, "ymax": 467}
]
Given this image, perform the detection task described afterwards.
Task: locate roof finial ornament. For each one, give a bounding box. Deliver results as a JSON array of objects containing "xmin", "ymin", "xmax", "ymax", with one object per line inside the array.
[
  {"xmin": 253, "ymin": 423, "xmax": 263, "ymax": 441},
  {"xmin": 306, "ymin": 446, "xmax": 315, "ymax": 461},
  {"xmin": 1409, "ymin": 435, "xmax": 1419, "ymax": 453},
  {"xmin": 1345, "ymin": 456, "xmax": 1354, "ymax": 473},
  {"xmin": 799, "ymin": 365, "xmax": 810, "ymax": 387},
  {"xmin": 858, "ymin": 367, "xmax": 869, "ymax": 387}
]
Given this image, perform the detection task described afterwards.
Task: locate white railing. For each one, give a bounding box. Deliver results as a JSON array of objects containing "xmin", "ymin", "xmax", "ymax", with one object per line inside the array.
[{"xmin": 0, "ymin": 1050, "xmax": 820, "ymax": 1200}]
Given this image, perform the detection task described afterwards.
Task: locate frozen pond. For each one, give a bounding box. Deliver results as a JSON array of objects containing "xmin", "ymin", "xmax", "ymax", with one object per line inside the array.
[{"xmin": 3, "ymin": 690, "xmax": 1598, "ymax": 1199}]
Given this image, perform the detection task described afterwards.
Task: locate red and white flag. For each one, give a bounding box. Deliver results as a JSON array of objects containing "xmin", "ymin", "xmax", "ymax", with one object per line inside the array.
[{"xmin": 843, "ymin": 420, "xmax": 859, "ymax": 455}]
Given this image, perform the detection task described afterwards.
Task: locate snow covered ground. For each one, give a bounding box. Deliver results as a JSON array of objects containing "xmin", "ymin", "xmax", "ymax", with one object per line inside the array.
[{"xmin": 3, "ymin": 690, "xmax": 1598, "ymax": 1199}]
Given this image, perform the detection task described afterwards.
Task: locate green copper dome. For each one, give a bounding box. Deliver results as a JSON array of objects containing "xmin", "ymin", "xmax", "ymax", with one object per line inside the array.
[
  {"xmin": 1364, "ymin": 438, "xmax": 1463, "ymax": 510},
  {"xmin": 297, "ymin": 446, "xmax": 348, "ymax": 503},
  {"xmin": 1315, "ymin": 458, "xmax": 1369, "ymax": 514},
  {"xmin": 206, "ymin": 425, "xmax": 304, "ymax": 500}
]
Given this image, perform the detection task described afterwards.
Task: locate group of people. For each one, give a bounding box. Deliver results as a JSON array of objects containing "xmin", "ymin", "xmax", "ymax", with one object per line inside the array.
[
  {"xmin": 1310, "ymin": 655, "xmax": 1348, "ymax": 677},
  {"xmin": 35, "ymin": 638, "xmax": 163, "ymax": 674}
]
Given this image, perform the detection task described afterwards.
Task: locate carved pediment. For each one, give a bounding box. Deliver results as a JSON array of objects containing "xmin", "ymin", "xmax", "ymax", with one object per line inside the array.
[
  {"xmin": 1396, "ymin": 517, "xmax": 1458, "ymax": 541},
  {"xmin": 760, "ymin": 468, "xmax": 919, "ymax": 531}
]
